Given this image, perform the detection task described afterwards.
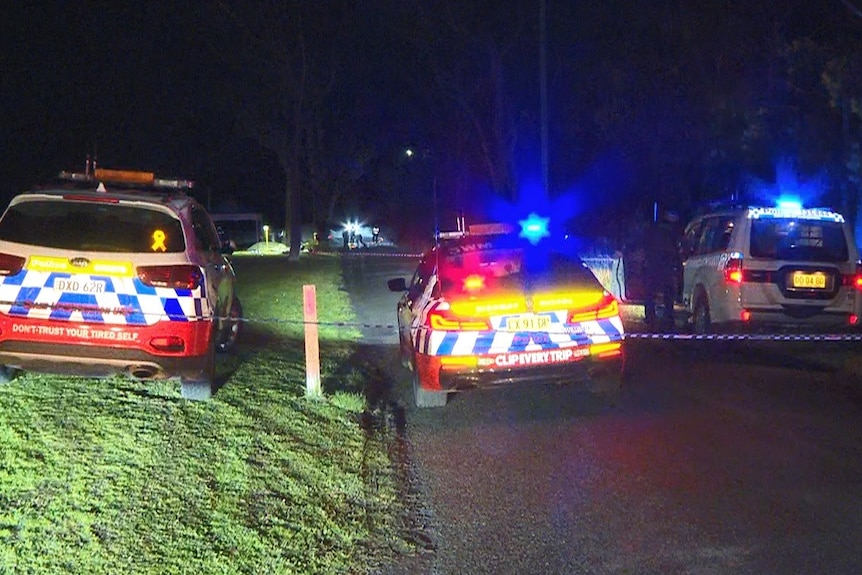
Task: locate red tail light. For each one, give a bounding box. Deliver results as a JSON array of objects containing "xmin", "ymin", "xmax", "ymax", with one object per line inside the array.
[
  {"xmin": 0, "ymin": 253, "xmax": 25, "ymax": 276},
  {"xmin": 724, "ymin": 255, "xmax": 744, "ymax": 284},
  {"xmin": 842, "ymin": 263, "xmax": 862, "ymax": 291},
  {"xmin": 568, "ymin": 292, "xmax": 620, "ymax": 323},
  {"xmin": 427, "ymin": 308, "xmax": 491, "ymax": 331},
  {"xmin": 149, "ymin": 336, "xmax": 185, "ymax": 352},
  {"xmin": 137, "ymin": 265, "xmax": 203, "ymax": 289}
]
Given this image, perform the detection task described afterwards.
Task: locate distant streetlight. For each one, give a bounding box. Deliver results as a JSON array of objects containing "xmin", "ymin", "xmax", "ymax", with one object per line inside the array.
[{"xmin": 262, "ymin": 224, "xmax": 270, "ymax": 245}]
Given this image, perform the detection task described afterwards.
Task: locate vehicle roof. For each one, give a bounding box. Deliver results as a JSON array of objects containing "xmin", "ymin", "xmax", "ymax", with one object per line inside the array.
[{"xmin": 14, "ymin": 185, "xmax": 198, "ymax": 213}]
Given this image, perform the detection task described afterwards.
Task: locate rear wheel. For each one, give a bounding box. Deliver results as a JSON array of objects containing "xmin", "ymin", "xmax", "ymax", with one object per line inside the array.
[
  {"xmin": 0, "ymin": 366, "xmax": 18, "ymax": 384},
  {"xmin": 412, "ymin": 359, "xmax": 448, "ymax": 409},
  {"xmin": 181, "ymin": 338, "xmax": 216, "ymax": 401},
  {"xmin": 693, "ymin": 295, "xmax": 711, "ymax": 334},
  {"xmin": 217, "ymin": 297, "xmax": 243, "ymax": 353}
]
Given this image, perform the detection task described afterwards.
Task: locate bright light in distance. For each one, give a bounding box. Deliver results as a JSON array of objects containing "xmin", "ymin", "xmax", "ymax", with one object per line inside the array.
[{"xmin": 518, "ymin": 213, "xmax": 550, "ymax": 245}]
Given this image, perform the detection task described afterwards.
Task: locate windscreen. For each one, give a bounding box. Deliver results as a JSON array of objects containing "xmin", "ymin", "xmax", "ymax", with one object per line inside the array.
[
  {"xmin": 749, "ymin": 218, "xmax": 849, "ymax": 263},
  {"xmin": 0, "ymin": 199, "xmax": 186, "ymax": 253},
  {"xmin": 438, "ymin": 235, "xmax": 600, "ymax": 296}
]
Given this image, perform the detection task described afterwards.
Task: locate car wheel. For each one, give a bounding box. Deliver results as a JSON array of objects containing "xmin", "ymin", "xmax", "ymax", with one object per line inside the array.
[
  {"xmin": 181, "ymin": 338, "xmax": 216, "ymax": 401},
  {"xmin": 399, "ymin": 329, "xmax": 412, "ymax": 369},
  {"xmin": 693, "ymin": 295, "xmax": 711, "ymax": 334},
  {"xmin": 412, "ymin": 360, "xmax": 447, "ymax": 409},
  {"xmin": 0, "ymin": 366, "xmax": 18, "ymax": 384},
  {"xmin": 217, "ymin": 296, "xmax": 243, "ymax": 353}
]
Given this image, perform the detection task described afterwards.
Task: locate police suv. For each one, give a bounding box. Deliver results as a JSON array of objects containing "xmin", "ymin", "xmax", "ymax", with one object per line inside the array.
[
  {"xmin": 388, "ymin": 222, "xmax": 625, "ymax": 408},
  {"xmin": 680, "ymin": 201, "xmax": 861, "ymax": 333},
  {"xmin": 0, "ymin": 167, "xmax": 242, "ymax": 400}
]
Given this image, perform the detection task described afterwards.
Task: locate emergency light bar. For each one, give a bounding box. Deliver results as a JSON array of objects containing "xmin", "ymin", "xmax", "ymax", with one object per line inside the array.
[
  {"xmin": 748, "ymin": 206, "xmax": 844, "ymax": 223},
  {"xmin": 437, "ymin": 223, "xmax": 515, "ymax": 240},
  {"xmin": 57, "ymin": 168, "xmax": 194, "ymax": 190}
]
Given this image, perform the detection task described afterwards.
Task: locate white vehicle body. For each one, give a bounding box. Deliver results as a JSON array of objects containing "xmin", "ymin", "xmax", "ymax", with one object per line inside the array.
[{"xmin": 681, "ymin": 204, "xmax": 861, "ymax": 332}]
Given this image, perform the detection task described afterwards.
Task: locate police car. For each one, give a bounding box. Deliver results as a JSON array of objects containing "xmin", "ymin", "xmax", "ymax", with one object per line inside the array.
[
  {"xmin": 681, "ymin": 200, "xmax": 862, "ymax": 333},
  {"xmin": 0, "ymin": 166, "xmax": 242, "ymax": 400},
  {"xmin": 388, "ymin": 221, "xmax": 625, "ymax": 408}
]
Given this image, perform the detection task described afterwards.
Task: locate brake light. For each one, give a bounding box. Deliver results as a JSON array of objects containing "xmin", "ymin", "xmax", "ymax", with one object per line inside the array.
[
  {"xmin": 843, "ymin": 263, "xmax": 862, "ymax": 291},
  {"xmin": 568, "ymin": 292, "xmax": 619, "ymax": 323},
  {"xmin": 62, "ymin": 194, "xmax": 120, "ymax": 203},
  {"xmin": 724, "ymin": 255, "xmax": 744, "ymax": 284},
  {"xmin": 137, "ymin": 265, "xmax": 203, "ymax": 289},
  {"xmin": 427, "ymin": 308, "xmax": 490, "ymax": 331},
  {"xmin": 463, "ymin": 274, "xmax": 485, "ymax": 293},
  {"xmin": 0, "ymin": 253, "xmax": 25, "ymax": 276}
]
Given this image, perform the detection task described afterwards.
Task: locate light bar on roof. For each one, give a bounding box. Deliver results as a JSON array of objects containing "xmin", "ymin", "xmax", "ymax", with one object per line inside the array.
[
  {"xmin": 748, "ymin": 206, "xmax": 845, "ymax": 223},
  {"xmin": 94, "ymin": 168, "xmax": 155, "ymax": 184}
]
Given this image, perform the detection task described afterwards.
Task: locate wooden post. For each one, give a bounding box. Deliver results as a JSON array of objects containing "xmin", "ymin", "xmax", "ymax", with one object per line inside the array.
[{"xmin": 303, "ymin": 284, "xmax": 321, "ymax": 397}]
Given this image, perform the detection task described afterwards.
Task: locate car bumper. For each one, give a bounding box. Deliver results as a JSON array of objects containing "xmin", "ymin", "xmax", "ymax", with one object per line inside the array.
[
  {"xmin": 0, "ymin": 316, "xmax": 213, "ymax": 379},
  {"xmin": 415, "ymin": 342, "xmax": 625, "ymax": 391}
]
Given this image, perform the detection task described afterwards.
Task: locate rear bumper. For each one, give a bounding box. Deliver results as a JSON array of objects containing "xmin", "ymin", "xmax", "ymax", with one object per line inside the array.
[
  {"xmin": 0, "ymin": 316, "xmax": 213, "ymax": 379},
  {"xmin": 716, "ymin": 306, "xmax": 858, "ymax": 331},
  {"xmin": 415, "ymin": 343, "xmax": 625, "ymax": 391}
]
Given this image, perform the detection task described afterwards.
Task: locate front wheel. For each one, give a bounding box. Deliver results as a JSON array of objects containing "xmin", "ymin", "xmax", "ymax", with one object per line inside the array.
[{"xmin": 412, "ymin": 360, "xmax": 448, "ymax": 409}]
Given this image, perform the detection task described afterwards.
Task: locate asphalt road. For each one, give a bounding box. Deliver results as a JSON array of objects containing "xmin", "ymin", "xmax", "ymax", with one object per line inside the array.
[{"xmin": 341, "ymin": 252, "xmax": 862, "ymax": 575}]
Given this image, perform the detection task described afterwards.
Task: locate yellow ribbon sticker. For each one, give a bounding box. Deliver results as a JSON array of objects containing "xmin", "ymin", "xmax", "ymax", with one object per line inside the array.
[{"xmin": 151, "ymin": 230, "xmax": 167, "ymax": 252}]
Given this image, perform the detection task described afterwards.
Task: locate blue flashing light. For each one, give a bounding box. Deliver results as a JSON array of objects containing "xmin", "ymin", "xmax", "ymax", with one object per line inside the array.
[
  {"xmin": 518, "ymin": 213, "xmax": 550, "ymax": 245},
  {"xmin": 776, "ymin": 197, "xmax": 803, "ymax": 212}
]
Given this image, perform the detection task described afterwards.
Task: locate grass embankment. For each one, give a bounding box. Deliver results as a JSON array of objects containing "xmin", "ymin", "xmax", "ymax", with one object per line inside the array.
[{"xmin": 0, "ymin": 255, "xmax": 406, "ymax": 574}]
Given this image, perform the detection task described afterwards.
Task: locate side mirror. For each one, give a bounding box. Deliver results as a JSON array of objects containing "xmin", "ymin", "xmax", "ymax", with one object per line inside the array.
[{"xmin": 387, "ymin": 277, "xmax": 408, "ymax": 292}]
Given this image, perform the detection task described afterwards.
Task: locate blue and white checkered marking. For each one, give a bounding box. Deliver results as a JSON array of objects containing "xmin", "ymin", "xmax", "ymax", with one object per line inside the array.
[
  {"xmin": 413, "ymin": 303, "xmax": 624, "ymax": 357},
  {"xmin": 0, "ymin": 270, "xmax": 208, "ymax": 325}
]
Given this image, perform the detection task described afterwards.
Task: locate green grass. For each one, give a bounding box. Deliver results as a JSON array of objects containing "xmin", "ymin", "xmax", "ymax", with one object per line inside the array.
[{"xmin": 0, "ymin": 254, "xmax": 408, "ymax": 574}]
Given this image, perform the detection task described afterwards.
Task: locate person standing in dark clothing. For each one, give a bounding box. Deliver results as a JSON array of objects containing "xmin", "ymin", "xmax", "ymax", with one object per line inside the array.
[{"xmin": 642, "ymin": 211, "xmax": 681, "ymax": 329}]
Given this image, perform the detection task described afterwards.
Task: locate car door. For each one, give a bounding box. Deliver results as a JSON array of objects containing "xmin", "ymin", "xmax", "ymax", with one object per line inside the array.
[{"xmin": 397, "ymin": 253, "xmax": 435, "ymax": 344}]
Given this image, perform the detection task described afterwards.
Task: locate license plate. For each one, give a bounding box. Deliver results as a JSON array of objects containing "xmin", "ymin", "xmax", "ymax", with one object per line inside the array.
[
  {"xmin": 505, "ymin": 314, "xmax": 550, "ymax": 331},
  {"xmin": 53, "ymin": 278, "xmax": 106, "ymax": 294},
  {"xmin": 791, "ymin": 272, "xmax": 826, "ymax": 289}
]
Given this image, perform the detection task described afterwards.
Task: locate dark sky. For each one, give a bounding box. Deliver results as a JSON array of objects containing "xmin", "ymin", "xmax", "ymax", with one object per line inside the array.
[{"xmin": 2, "ymin": 1, "xmax": 859, "ymax": 230}]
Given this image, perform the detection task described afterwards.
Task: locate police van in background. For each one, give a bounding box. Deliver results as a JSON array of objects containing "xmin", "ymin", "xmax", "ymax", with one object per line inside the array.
[{"xmin": 680, "ymin": 200, "xmax": 862, "ymax": 333}]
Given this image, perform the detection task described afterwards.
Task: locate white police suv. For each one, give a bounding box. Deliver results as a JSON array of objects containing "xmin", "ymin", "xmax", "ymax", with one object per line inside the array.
[
  {"xmin": 681, "ymin": 201, "xmax": 861, "ymax": 333},
  {"xmin": 0, "ymin": 166, "xmax": 242, "ymax": 399}
]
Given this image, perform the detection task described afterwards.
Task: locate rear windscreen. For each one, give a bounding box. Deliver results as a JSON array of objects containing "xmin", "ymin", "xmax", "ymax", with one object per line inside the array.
[
  {"xmin": 749, "ymin": 219, "xmax": 849, "ymax": 262},
  {"xmin": 0, "ymin": 200, "xmax": 186, "ymax": 253},
  {"xmin": 438, "ymin": 236, "xmax": 600, "ymax": 295}
]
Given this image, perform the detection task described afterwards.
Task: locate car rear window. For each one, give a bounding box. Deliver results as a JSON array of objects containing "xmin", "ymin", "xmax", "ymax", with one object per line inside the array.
[
  {"xmin": 0, "ymin": 199, "xmax": 186, "ymax": 253},
  {"xmin": 750, "ymin": 219, "xmax": 849, "ymax": 262},
  {"xmin": 438, "ymin": 235, "xmax": 601, "ymax": 295}
]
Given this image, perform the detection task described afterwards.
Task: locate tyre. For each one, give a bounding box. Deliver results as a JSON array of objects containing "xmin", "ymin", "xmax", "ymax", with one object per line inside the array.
[
  {"xmin": 217, "ymin": 297, "xmax": 243, "ymax": 353},
  {"xmin": 399, "ymin": 330, "xmax": 412, "ymax": 369},
  {"xmin": 412, "ymin": 361, "xmax": 448, "ymax": 408},
  {"xmin": 181, "ymin": 339, "xmax": 216, "ymax": 401},
  {"xmin": 0, "ymin": 366, "xmax": 18, "ymax": 384},
  {"xmin": 693, "ymin": 295, "xmax": 711, "ymax": 335}
]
